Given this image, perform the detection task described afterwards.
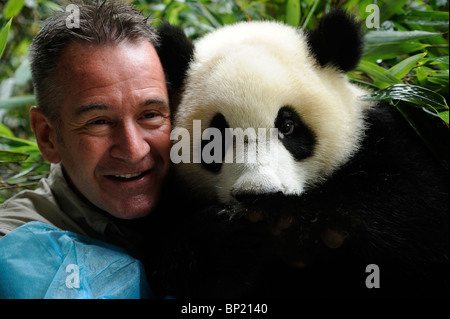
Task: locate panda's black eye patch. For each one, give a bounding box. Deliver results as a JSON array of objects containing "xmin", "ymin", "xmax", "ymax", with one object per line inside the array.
[
  {"xmin": 275, "ymin": 106, "xmax": 316, "ymax": 161},
  {"xmin": 201, "ymin": 113, "xmax": 229, "ymax": 173}
]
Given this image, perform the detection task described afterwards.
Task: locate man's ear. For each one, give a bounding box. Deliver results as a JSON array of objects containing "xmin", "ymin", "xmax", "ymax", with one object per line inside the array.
[{"xmin": 30, "ymin": 107, "xmax": 62, "ymax": 164}]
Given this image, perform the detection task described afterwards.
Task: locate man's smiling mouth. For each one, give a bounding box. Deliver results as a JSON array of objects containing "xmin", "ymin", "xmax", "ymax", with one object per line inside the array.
[
  {"xmin": 115, "ymin": 172, "xmax": 142, "ymax": 179},
  {"xmin": 107, "ymin": 170, "xmax": 151, "ymax": 182}
]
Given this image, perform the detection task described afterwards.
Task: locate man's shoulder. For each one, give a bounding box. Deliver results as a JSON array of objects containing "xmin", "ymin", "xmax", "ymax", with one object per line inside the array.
[
  {"xmin": 0, "ymin": 180, "xmax": 60, "ymax": 237},
  {"xmin": 0, "ymin": 163, "xmax": 112, "ymax": 240}
]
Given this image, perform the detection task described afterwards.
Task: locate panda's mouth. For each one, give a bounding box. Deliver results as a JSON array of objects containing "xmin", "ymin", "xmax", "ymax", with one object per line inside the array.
[{"xmin": 220, "ymin": 192, "xmax": 319, "ymax": 229}]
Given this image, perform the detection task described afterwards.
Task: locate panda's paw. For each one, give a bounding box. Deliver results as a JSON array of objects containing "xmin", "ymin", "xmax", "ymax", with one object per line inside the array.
[
  {"xmin": 319, "ymin": 227, "xmax": 348, "ymax": 249},
  {"xmin": 268, "ymin": 215, "xmax": 294, "ymax": 235}
]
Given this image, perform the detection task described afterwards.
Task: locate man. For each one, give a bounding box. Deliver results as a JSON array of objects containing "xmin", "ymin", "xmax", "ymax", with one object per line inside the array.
[
  {"xmin": 0, "ymin": 1, "xmax": 171, "ymax": 245},
  {"xmin": 0, "ymin": 1, "xmax": 172, "ymax": 298}
]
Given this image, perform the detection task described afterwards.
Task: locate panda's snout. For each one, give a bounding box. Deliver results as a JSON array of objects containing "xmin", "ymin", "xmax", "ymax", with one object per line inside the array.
[
  {"xmin": 230, "ymin": 181, "xmax": 286, "ymax": 204},
  {"xmin": 223, "ymin": 162, "xmax": 305, "ymax": 204},
  {"xmin": 229, "ymin": 169, "xmax": 285, "ymax": 201}
]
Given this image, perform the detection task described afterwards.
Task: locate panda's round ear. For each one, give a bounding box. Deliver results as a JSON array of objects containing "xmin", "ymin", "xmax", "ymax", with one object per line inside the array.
[
  {"xmin": 156, "ymin": 21, "xmax": 194, "ymax": 94},
  {"xmin": 306, "ymin": 9, "xmax": 364, "ymax": 72}
]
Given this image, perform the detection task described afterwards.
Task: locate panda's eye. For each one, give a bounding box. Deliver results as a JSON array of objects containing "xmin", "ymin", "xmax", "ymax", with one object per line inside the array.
[
  {"xmin": 275, "ymin": 106, "xmax": 316, "ymax": 161},
  {"xmin": 280, "ymin": 119, "xmax": 295, "ymax": 136}
]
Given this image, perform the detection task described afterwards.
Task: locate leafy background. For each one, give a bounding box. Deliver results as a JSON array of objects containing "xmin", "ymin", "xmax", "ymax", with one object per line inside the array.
[{"xmin": 0, "ymin": 0, "xmax": 448, "ymax": 203}]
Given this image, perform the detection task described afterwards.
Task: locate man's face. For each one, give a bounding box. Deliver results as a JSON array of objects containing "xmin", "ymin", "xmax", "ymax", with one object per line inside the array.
[{"xmin": 47, "ymin": 40, "xmax": 171, "ymax": 219}]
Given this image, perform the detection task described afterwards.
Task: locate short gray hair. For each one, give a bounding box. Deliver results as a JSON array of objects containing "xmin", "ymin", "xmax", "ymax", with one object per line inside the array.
[{"xmin": 29, "ymin": 0, "xmax": 159, "ymax": 126}]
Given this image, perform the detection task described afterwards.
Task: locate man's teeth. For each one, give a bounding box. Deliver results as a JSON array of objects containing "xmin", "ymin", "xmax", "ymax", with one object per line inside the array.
[{"xmin": 114, "ymin": 172, "xmax": 142, "ymax": 179}]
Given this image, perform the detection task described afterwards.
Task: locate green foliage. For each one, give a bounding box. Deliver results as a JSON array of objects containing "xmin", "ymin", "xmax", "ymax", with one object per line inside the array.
[
  {"xmin": 349, "ymin": 1, "xmax": 449, "ymax": 169},
  {"xmin": 361, "ymin": 84, "xmax": 448, "ymax": 119},
  {"xmin": 0, "ymin": 121, "xmax": 48, "ymax": 202},
  {"xmin": 0, "ymin": 0, "xmax": 56, "ymax": 200},
  {"xmin": 4, "ymin": 0, "xmax": 26, "ymax": 19},
  {"xmin": 0, "ymin": 0, "xmax": 449, "ymax": 201},
  {"xmin": 0, "ymin": 18, "xmax": 12, "ymax": 59},
  {"xmin": 286, "ymin": 0, "xmax": 301, "ymax": 27}
]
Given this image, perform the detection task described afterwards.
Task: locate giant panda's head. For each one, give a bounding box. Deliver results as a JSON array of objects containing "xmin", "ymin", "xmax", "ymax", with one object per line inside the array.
[{"xmin": 158, "ymin": 9, "xmax": 371, "ymax": 205}]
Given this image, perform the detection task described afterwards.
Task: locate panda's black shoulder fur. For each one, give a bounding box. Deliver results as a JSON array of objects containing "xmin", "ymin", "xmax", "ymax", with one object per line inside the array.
[
  {"xmin": 305, "ymin": 8, "xmax": 364, "ymax": 72},
  {"xmin": 283, "ymin": 104, "xmax": 450, "ymax": 298}
]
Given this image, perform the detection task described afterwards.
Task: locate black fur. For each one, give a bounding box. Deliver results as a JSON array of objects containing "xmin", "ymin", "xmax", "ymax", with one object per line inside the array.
[
  {"xmin": 149, "ymin": 11, "xmax": 449, "ymax": 299},
  {"xmin": 144, "ymin": 104, "xmax": 449, "ymax": 299},
  {"xmin": 275, "ymin": 106, "xmax": 316, "ymax": 161},
  {"xmin": 155, "ymin": 22, "xmax": 194, "ymax": 116},
  {"xmin": 305, "ymin": 9, "xmax": 364, "ymax": 72},
  {"xmin": 156, "ymin": 10, "xmax": 364, "ymax": 107},
  {"xmin": 201, "ymin": 113, "xmax": 230, "ymax": 173}
]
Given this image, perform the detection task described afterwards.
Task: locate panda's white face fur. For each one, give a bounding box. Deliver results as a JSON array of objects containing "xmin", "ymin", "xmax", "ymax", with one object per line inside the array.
[{"xmin": 171, "ymin": 20, "xmax": 371, "ymax": 204}]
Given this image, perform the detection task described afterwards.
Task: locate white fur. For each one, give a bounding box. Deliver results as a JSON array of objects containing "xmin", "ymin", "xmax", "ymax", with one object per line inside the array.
[{"xmin": 173, "ymin": 21, "xmax": 371, "ymax": 204}]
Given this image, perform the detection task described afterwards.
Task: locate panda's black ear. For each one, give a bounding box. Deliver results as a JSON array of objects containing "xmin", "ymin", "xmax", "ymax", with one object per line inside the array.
[
  {"xmin": 306, "ymin": 9, "xmax": 364, "ymax": 72},
  {"xmin": 156, "ymin": 22, "xmax": 194, "ymax": 104}
]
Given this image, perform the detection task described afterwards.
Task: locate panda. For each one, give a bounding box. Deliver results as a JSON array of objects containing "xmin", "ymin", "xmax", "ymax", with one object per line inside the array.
[{"xmin": 148, "ymin": 9, "xmax": 449, "ymax": 299}]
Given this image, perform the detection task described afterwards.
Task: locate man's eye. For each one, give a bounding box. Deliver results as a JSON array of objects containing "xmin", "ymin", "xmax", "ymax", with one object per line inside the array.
[
  {"xmin": 91, "ymin": 119, "xmax": 108, "ymax": 125},
  {"xmin": 143, "ymin": 112, "xmax": 157, "ymax": 119}
]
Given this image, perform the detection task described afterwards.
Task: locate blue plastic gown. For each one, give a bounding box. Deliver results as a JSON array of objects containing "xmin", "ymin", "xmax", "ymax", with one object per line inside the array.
[{"xmin": 0, "ymin": 221, "xmax": 152, "ymax": 299}]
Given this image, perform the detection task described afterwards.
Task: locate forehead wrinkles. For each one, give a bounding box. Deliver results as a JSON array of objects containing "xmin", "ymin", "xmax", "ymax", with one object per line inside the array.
[
  {"xmin": 56, "ymin": 42, "xmax": 166, "ymax": 104},
  {"xmin": 56, "ymin": 40, "xmax": 162, "ymax": 86},
  {"xmin": 57, "ymin": 51, "xmax": 122, "ymax": 92}
]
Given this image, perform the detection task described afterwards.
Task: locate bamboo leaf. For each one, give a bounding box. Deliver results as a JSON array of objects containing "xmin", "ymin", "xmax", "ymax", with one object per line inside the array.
[
  {"xmin": 357, "ymin": 61, "xmax": 402, "ymax": 88},
  {"xmin": 415, "ymin": 67, "xmax": 428, "ymax": 85},
  {"xmin": 363, "ymin": 42, "xmax": 429, "ymax": 61},
  {"xmin": 0, "ymin": 134, "xmax": 38, "ymax": 147},
  {"xmin": 379, "ymin": 0, "xmax": 409, "ymax": 22},
  {"xmin": 427, "ymin": 75, "xmax": 449, "ymax": 87},
  {"xmin": 8, "ymin": 144, "xmax": 40, "ymax": 155},
  {"xmin": 0, "ymin": 95, "xmax": 36, "ymax": 109},
  {"xmin": 429, "ymin": 56, "xmax": 449, "ymax": 67},
  {"xmin": 439, "ymin": 111, "xmax": 449, "ymax": 123},
  {"xmin": 396, "ymin": 11, "xmax": 449, "ymax": 27},
  {"xmin": 360, "ymin": 84, "xmax": 449, "ymax": 123},
  {"xmin": 5, "ymin": 165, "xmax": 38, "ymax": 182},
  {"xmin": 3, "ymin": 0, "xmax": 25, "ymax": 19},
  {"xmin": 13, "ymin": 58, "xmax": 31, "ymax": 87},
  {"xmin": 0, "ymin": 123, "xmax": 14, "ymax": 137},
  {"xmin": 365, "ymin": 30, "xmax": 440, "ymax": 44},
  {"xmin": 286, "ymin": 0, "xmax": 301, "ymax": 27},
  {"xmin": 361, "ymin": 84, "xmax": 448, "ymax": 108},
  {"xmin": 389, "ymin": 52, "xmax": 427, "ymax": 80},
  {"xmin": 0, "ymin": 150, "xmax": 29, "ymax": 162},
  {"xmin": 186, "ymin": 1, "xmax": 223, "ymax": 28},
  {"xmin": 0, "ymin": 19, "xmax": 12, "ymax": 59},
  {"xmin": 302, "ymin": 0, "xmax": 319, "ymax": 29}
]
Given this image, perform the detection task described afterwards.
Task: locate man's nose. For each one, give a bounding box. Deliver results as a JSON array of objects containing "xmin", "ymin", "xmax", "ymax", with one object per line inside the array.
[{"xmin": 110, "ymin": 121, "xmax": 150, "ymax": 162}]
